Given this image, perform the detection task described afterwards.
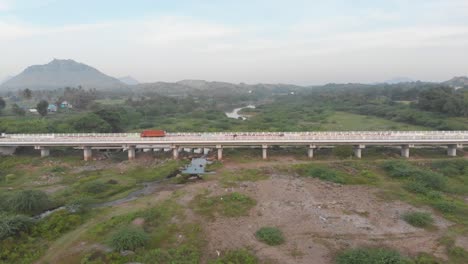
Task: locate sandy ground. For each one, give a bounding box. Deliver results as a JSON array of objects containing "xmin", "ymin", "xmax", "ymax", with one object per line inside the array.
[{"xmin": 178, "ymin": 172, "xmax": 452, "ymax": 263}]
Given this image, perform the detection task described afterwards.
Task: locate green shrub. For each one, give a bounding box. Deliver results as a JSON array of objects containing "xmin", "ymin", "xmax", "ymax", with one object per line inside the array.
[
  {"xmin": 109, "ymin": 227, "xmax": 149, "ymax": 251},
  {"xmin": 381, "ymin": 161, "xmax": 415, "ymax": 178},
  {"xmin": 255, "ymin": 227, "xmax": 285, "ymax": 246},
  {"xmin": 0, "ymin": 214, "xmax": 35, "ymax": 240},
  {"xmin": 432, "ymin": 201, "xmax": 458, "ymax": 213},
  {"xmin": 82, "ymin": 181, "xmax": 109, "ymax": 194},
  {"xmin": 7, "ymin": 190, "xmax": 51, "ymax": 215},
  {"xmin": 33, "ymin": 210, "xmax": 83, "ymax": 239},
  {"xmin": 412, "ymin": 171, "xmax": 446, "ymax": 191},
  {"xmin": 336, "ymin": 247, "xmax": 407, "ymax": 264},
  {"xmin": 402, "ymin": 212, "xmax": 434, "ymax": 228},
  {"xmin": 306, "ymin": 166, "xmax": 345, "ymax": 183},
  {"xmin": 138, "ymin": 245, "xmax": 201, "ymax": 263},
  {"xmin": 209, "ymin": 249, "xmax": 258, "ymax": 264},
  {"xmin": 404, "ymin": 181, "xmax": 429, "ymax": 195}
]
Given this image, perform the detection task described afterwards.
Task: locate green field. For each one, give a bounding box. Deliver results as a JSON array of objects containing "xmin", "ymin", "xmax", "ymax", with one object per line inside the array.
[{"xmin": 322, "ymin": 111, "xmax": 428, "ymax": 131}]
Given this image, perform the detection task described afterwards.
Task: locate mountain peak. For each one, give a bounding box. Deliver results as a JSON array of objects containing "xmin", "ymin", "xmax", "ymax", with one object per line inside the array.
[{"xmin": 1, "ymin": 59, "xmax": 125, "ymax": 90}]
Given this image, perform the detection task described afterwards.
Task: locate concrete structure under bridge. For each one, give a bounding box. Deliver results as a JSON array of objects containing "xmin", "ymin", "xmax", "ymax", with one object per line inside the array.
[{"xmin": 0, "ymin": 131, "xmax": 467, "ymax": 161}]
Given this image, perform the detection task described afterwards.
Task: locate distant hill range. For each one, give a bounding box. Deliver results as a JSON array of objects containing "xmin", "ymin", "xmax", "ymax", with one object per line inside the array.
[
  {"xmin": 384, "ymin": 77, "xmax": 414, "ymax": 84},
  {"xmin": 0, "ymin": 59, "xmax": 125, "ymax": 90},
  {"xmin": 443, "ymin": 76, "xmax": 468, "ymax": 88},
  {"xmin": 118, "ymin": 76, "xmax": 139, "ymax": 85}
]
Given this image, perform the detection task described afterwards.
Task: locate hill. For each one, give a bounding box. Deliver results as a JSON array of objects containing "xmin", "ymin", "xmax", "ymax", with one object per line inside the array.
[
  {"xmin": 384, "ymin": 77, "xmax": 414, "ymax": 84},
  {"xmin": 118, "ymin": 76, "xmax": 139, "ymax": 85},
  {"xmin": 443, "ymin": 76, "xmax": 468, "ymax": 88},
  {"xmin": 0, "ymin": 59, "xmax": 125, "ymax": 90}
]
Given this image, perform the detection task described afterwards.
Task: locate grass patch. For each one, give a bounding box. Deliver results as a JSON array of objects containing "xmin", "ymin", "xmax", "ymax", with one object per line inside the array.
[
  {"xmin": 291, "ymin": 162, "xmax": 379, "ymax": 185},
  {"xmin": 401, "ymin": 211, "xmax": 434, "ymax": 228},
  {"xmin": 192, "ymin": 191, "xmax": 256, "ymax": 219},
  {"xmin": 109, "ymin": 227, "xmax": 149, "ymax": 251},
  {"xmin": 255, "ymin": 227, "xmax": 285, "ymax": 246},
  {"xmin": 335, "ymin": 247, "xmax": 408, "ymax": 264},
  {"xmin": 209, "ymin": 249, "xmax": 258, "ymax": 264},
  {"xmin": 219, "ymin": 168, "xmax": 269, "ymax": 187}
]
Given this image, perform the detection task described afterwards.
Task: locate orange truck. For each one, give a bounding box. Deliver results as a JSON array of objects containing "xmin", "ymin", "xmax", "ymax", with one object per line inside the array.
[{"xmin": 140, "ymin": 130, "xmax": 166, "ymax": 137}]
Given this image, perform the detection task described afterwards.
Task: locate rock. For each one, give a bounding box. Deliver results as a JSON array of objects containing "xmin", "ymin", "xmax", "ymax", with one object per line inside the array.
[{"xmin": 120, "ymin": 250, "xmax": 135, "ymax": 256}]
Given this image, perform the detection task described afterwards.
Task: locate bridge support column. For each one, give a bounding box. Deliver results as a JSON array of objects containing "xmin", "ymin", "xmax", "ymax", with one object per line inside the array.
[
  {"xmin": 262, "ymin": 145, "xmax": 268, "ymax": 160},
  {"xmin": 172, "ymin": 146, "xmax": 179, "ymax": 160},
  {"xmin": 128, "ymin": 146, "xmax": 136, "ymax": 160},
  {"xmin": 447, "ymin": 144, "xmax": 461, "ymax": 157},
  {"xmin": 40, "ymin": 148, "xmax": 50, "ymax": 158},
  {"xmin": 401, "ymin": 145, "xmax": 410, "ymax": 158},
  {"xmin": 83, "ymin": 147, "xmax": 92, "ymax": 161},
  {"xmin": 353, "ymin": 145, "xmax": 365, "ymax": 159},
  {"xmin": 308, "ymin": 145, "xmax": 316, "ymax": 159},
  {"xmin": 35, "ymin": 146, "xmax": 50, "ymax": 157},
  {"xmin": 216, "ymin": 145, "xmax": 223, "ymax": 160}
]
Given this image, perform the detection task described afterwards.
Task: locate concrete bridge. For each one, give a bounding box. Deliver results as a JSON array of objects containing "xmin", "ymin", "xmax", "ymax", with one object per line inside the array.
[{"xmin": 0, "ymin": 131, "xmax": 467, "ymax": 161}]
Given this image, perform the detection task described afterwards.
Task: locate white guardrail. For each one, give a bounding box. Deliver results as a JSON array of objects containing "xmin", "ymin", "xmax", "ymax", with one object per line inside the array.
[{"xmin": 1, "ymin": 131, "xmax": 468, "ymax": 143}]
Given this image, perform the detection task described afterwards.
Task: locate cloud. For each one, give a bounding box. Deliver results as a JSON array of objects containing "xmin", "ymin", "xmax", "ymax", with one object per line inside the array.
[{"xmin": 0, "ymin": 0, "xmax": 9, "ymax": 11}]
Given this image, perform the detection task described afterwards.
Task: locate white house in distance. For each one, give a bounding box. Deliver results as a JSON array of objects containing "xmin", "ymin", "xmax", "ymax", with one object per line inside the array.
[{"xmin": 60, "ymin": 101, "xmax": 73, "ymax": 109}]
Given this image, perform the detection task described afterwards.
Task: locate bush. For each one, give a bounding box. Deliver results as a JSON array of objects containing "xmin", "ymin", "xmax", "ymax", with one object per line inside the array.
[
  {"xmin": 209, "ymin": 249, "xmax": 258, "ymax": 264},
  {"xmin": 306, "ymin": 166, "xmax": 345, "ymax": 184},
  {"xmin": 7, "ymin": 190, "xmax": 51, "ymax": 215},
  {"xmin": 109, "ymin": 227, "xmax": 149, "ymax": 251},
  {"xmin": 255, "ymin": 227, "xmax": 285, "ymax": 246},
  {"xmin": 0, "ymin": 214, "xmax": 35, "ymax": 240},
  {"xmin": 402, "ymin": 212, "xmax": 434, "ymax": 228},
  {"xmin": 138, "ymin": 245, "xmax": 201, "ymax": 263},
  {"xmin": 432, "ymin": 200, "xmax": 458, "ymax": 213},
  {"xmin": 33, "ymin": 210, "xmax": 83, "ymax": 239},
  {"xmin": 336, "ymin": 247, "xmax": 407, "ymax": 264},
  {"xmin": 82, "ymin": 181, "xmax": 109, "ymax": 194},
  {"xmin": 381, "ymin": 161, "xmax": 415, "ymax": 178},
  {"xmin": 412, "ymin": 171, "xmax": 446, "ymax": 191}
]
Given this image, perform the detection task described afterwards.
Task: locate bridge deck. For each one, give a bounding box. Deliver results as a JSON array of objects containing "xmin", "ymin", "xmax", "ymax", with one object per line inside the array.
[{"xmin": 1, "ymin": 131, "xmax": 468, "ymax": 147}]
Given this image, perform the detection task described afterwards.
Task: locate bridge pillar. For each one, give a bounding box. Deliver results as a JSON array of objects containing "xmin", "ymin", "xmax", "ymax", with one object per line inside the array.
[
  {"xmin": 40, "ymin": 148, "xmax": 50, "ymax": 158},
  {"xmin": 353, "ymin": 145, "xmax": 365, "ymax": 159},
  {"xmin": 83, "ymin": 147, "xmax": 92, "ymax": 161},
  {"xmin": 447, "ymin": 144, "xmax": 461, "ymax": 157},
  {"xmin": 128, "ymin": 146, "xmax": 136, "ymax": 160},
  {"xmin": 401, "ymin": 145, "xmax": 410, "ymax": 158},
  {"xmin": 35, "ymin": 146, "xmax": 50, "ymax": 157},
  {"xmin": 172, "ymin": 146, "xmax": 179, "ymax": 160},
  {"xmin": 262, "ymin": 144, "xmax": 268, "ymax": 160},
  {"xmin": 307, "ymin": 145, "xmax": 316, "ymax": 159},
  {"xmin": 216, "ymin": 145, "xmax": 223, "ymax": 160}
]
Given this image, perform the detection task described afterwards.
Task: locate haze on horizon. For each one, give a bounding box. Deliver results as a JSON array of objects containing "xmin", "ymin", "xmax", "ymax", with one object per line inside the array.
[{"xmin": 0, "ymin": 0, "xmax": 468, "ymax": 85}]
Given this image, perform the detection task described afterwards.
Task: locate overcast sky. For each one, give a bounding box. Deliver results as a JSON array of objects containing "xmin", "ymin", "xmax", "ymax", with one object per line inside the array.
[{"xmin": 0, "ymin": 0, "xmax": 467, "ymax": 85}]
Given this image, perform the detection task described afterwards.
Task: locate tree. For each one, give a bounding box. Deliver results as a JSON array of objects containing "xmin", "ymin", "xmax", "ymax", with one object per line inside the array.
[
  {"xmin": 22, "ymin": 88, "xmax": 32, "ymax": 100},
  {"xmin": 36, "ymin": 100, "xmax": 48, "ymax": 116},
  {"xmin": 12, "ymin": 103, "xmax": 26, "ymax": 116},
  {"xmin": 94, "ymin": 108, "xmax": 123, "ymax": 132},
  {"xmin": 0, "ymin": 97, "xmax": 5, "ymax": 113},
  {"xmin": 70, "ymin": 113, "xmax": 112, "ymax": 132}
]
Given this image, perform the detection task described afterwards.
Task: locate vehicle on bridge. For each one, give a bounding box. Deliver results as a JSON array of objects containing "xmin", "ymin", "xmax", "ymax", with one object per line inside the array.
[{"xmin": 140, "ymin": 130, "xmax": 166, "ymax": 137}]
